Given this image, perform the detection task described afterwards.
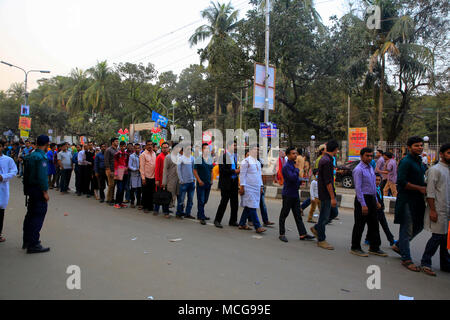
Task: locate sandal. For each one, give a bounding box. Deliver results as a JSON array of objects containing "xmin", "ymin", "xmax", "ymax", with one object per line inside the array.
[
  {"xmin": 256, "ymin": 227, "xmax": 267, "ymax": 234},
  {"xmin": 402, "ymin": 260, "xmax": 420, "ymax": 272},
  {"xmin": 391, "ymin": 244, "xmax": 401, "ymax": 256},
  {"xmin": 421, "ymin": 266, "xmax": 437, "ymax": 277},
  {"xmin": 238, "ymin": 225, "xmax": 251, "ymax": 230}
]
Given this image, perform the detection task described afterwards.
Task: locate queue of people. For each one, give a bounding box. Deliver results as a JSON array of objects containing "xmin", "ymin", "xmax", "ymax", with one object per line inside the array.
[{"xmin": 0, "ymin": 135, "xmax": 448, "ymax": 278}]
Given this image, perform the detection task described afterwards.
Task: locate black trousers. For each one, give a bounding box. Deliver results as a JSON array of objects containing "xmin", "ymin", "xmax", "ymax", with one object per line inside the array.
[
  {"xmin": 215, "ymin": 184, "xmax": 239, "ymax": 224},
  {"xmin": 23, "ymin": 186, "xmax": 48, "ymax": 247},
  {"xmin": 55, "ymin": 167, "xmax": 61, "ymax": 189},
  {"xmin": 96, "ymin": 170, "xmax": 107, "ymax": 200},
  {"xmin": 365, "ymin": 210, "xmax": 395, "ymax": 245},
  {"xmin": 352, "ymin": 195, "xmax": 381, "ymax": 251},
  {"xmin": 0, "ymin": 208, "xmax": 4, "ymax": 235},
  {"xmin": 279, "ymin": 196, "xmax": 307, "ymax": 236},
  {"xmin": 81, "ymin": 165, "xmax": 94, "ymax": 194},
  {"xmin": 142, "ymin": 178, "xmax": 155, "ymax": 211},
  {"xmin": 74, "ymin": 167, "xmax": 82, "ymax": 194},
  {"xmin": 59, "ymin": 169, "xmax": 72, "ymax": 192}
]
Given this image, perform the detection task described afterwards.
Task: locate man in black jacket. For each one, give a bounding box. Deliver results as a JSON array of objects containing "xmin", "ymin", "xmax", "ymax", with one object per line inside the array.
[{"xmin": 214, "ymin": 141, "xmax": 240, "ymax": 228}]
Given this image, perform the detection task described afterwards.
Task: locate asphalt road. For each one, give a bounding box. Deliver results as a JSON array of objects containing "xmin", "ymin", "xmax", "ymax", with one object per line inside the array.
[{"xmin": 1, "ymin": 177, "xmax": 449, "ymax": 300}]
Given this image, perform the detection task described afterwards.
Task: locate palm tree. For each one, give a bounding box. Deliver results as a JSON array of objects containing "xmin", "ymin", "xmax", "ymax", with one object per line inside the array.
[
  {"xmin": 367, "ymin": 0, "xmax": 434, "ymax": 142},
  {"xmin": 366, "ymin": 0, "xmax": 399, "ymax": 142},
  {"xmin": 189, "ymin": 1, "xmax": 241, "ymax": 128},
  {"xmin": 6, "ymin": 83, "xmax": 25, "ymax": 101},
  {"xmin": 40, "ymin": 76, "xmax": 70, "ymax": 111},
  {"xmin": 84, "ymin": 61, "xmax": 114, "ymax": 114},
  {"xmin": 67, "ymin": 68, "xmax": 90, "ymax": 115},
  {"xmin": 258, "ymin": 0, "xmax": 325, "ymax": 32}
]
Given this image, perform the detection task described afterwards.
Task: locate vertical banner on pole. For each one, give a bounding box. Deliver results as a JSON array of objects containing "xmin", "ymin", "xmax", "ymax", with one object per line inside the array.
[
  {"xmin": 253, "ymin": 63, "xmax": 276, "ymax": 110},
  {"xmin": 348, "ymin": 127, "xmax": 368, "ymax": 161}
]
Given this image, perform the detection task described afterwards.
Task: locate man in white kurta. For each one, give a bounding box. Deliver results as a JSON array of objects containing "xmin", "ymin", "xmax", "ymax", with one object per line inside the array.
[
  {"xmin": 0, "ymin": 142, "xmax": 18, "ymax": 241},
  {"xmin": 238, "ymin": 146, "xmax": 266, "ymax": 233},
  {"xmin": 420, "ymin": 143, "xmax": 450, "ymax": 275}
]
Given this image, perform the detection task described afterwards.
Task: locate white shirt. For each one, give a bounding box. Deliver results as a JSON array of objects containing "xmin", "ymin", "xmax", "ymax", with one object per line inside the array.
[
  {"xmin": 239, "ymin": 156, "xmax": 262, "ymax": 209},
  {"xmin": 310, "ymin": 180, "xmax": 318, "ymax": 200},
  {"xmin": 0, "ymin": 155, "xmax": 18, "ymax": 209},
  {"xmin": 77, "ymin": 150, "xmax": 88, "ymax": 166}
]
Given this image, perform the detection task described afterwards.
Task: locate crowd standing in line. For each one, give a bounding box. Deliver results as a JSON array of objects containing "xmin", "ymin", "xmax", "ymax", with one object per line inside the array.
[{"xmin": 0, "ymin": 135, "xmax": 448, "ymax": 278}]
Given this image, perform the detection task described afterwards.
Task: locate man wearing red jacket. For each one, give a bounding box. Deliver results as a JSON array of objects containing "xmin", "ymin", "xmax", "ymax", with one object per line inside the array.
[
  {"xmin": 113, "ymin": 141, "xmax": 129, "ymax": 209},
  {"xmin": 154, "ymin": 142, "xmax": 170, "ymax": 217}
]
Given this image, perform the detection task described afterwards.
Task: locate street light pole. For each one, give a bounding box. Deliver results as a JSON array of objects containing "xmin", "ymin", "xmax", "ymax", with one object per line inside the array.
[
  {"xmin": 264, "ymin": 0, "xmax": 270, "ymax": 124},
  {"xmin": 1, "ymin": 60, "xmax": 50, "ymax": 106}
]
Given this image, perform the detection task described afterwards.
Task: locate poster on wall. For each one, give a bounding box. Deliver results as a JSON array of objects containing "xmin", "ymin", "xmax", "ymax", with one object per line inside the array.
[{"xmin": 349, "ymin": 127, "xmax": 367, "ymax": 161}]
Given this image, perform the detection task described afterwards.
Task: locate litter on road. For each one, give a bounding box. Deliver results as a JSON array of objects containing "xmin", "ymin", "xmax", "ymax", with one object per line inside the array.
[{"xmin": 169, "ymin": 238, "xmax": 182, "ymax": 242}]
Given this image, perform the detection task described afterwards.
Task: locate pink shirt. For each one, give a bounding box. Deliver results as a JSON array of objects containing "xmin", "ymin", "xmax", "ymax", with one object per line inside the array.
[{"xmin": 139, "ymin": 150, "xmax": 156, "ymax": 180}]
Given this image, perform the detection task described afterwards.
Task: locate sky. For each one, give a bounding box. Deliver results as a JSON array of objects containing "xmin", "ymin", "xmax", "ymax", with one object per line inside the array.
[{"xmin": 0, "ymin": 0, "xmax": 347, "ymax": 91}]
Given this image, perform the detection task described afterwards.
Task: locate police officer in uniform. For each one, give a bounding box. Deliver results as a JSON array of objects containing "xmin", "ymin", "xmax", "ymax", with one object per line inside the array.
[{"xmin": 22, "ymin": 135, "xmax": 51, "ymax": 253}]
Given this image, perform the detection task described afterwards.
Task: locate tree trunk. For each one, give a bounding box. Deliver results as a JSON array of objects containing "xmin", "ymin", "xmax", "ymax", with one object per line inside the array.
[{"xmin": 378, "ymin": 55, "xmax": 385, "ymax": 142}]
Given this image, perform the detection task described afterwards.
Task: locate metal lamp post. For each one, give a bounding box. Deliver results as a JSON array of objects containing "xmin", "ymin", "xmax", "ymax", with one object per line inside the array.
[
  {"xmin": 310, "ymin": 135, "xmax": 316, "ymax": 168},
  {"xmin": 423, "ymin": 136, "xmax": 430, "ymax": 160},
  {"xmin": 1, "ymin": 61, "xmax": 50, "ymax": 106}
]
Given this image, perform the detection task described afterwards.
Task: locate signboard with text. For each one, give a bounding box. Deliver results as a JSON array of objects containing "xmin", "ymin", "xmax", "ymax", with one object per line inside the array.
[
  {"xmin": 18, "ymin": 117, "xmax": 32, "ymax": 130},
  {"xmin": 20, "ymin": 130, "xmax": 29, "ymax": 139},
  {"xmin": 151, "ymin": 111, "xmax": 169, "ymax": 128},
  {"xmin": 260, "ymin": 122, "xmax": 277, "ymax": 138},
  {"xmin": 349, "ymin": 127, "xmax": 368, "ymax": 160}
]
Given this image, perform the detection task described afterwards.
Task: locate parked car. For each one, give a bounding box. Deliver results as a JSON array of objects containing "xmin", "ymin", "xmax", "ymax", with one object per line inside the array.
[{"xmin": 336, "ymin": 160, "xmax": 360, "ymax": 188}]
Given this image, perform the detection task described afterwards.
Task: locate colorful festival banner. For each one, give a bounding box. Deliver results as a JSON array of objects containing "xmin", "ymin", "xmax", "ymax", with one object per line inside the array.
[
  {"xmin": 349, "ymin": 127, "xmax": 368, "ymax": 157},
  {"xmin": 18, "ymin": 117, "xmax": 32, "ymax": 130}
]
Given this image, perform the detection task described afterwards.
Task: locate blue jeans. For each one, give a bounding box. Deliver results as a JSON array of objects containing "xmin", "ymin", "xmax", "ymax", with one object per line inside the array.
[
  {"xmin": 398, "ymin": 203, "xmax": 423, "ymax": 261},
  {"xmin": 196, "ymin": 183, "xmax": 212, "ymax": 220},
  {"xmin": 314, "ymin": 199, "xmax": 338, "ymax": 242},
  {"xmin": 248, "ymin": 189, "xmax": 269, "ymax": 224},
  {"xmin": 177, "ymin": 182, "xmax": 195, "ymax": 216},
  {"xmin": 259, "ymin": 190, "xmax": 269, "ymax": 223},
  {"xmin": 421, "ymin": 233, "xmax": 450, "ymax": 269},
  {"xmin": 115, "ymin": 175, "xmax": 128, "ymax": 205},
  {"xmin": 240, "ymin": 207, "xmax": 261, "ymax": 229},
  {"xmin": 301, "ymin": 198, "xmax": 311, "ymax": 210}
]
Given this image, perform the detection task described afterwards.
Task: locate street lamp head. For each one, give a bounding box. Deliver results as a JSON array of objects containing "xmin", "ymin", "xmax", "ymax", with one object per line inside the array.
[
  {"xmin": 311, "ymin": 135, "xmax": 315, "ymax": 140},
  {"xmin": 423, "ymin": 136, "xmax": 429, "ymax": 142},
  {"xmin": 1, "ymin": 61, "xmax": 13, "ymax": 67},
  {"xmin": 40, "ymin": 70, "xmax": 50, "ymax": 74}
]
